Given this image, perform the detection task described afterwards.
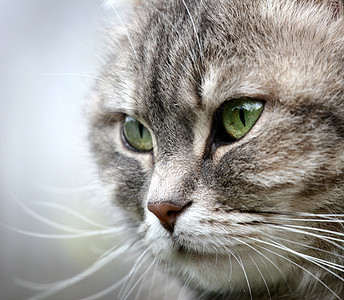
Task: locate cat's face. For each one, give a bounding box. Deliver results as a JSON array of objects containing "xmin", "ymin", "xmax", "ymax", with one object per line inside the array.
[{"xmin": 90, "ymin": 0, "xmax": 344, "ymax": 298}]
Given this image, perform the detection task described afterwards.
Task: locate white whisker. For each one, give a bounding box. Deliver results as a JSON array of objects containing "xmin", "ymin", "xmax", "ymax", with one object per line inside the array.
[
  {"xmin": 269, "ymin": 217, "xmax": 344, "ymax": 223},
  {"xmin": 264, "ymin": 239, "xmax": 344, "ymax": 280},
  {"xmin": 134, "ymin": 266, "xmax": 150, "ymax": 300},
  {"xmin": 272, "ymin": 224, "xmax": 344, "ymax": 246},
  {"xmin": 228, "ymin": 249, "xmax": 253, "ymax": 300},
  {"xmin": 148, "ymin": 257, "xmax": 161, "ymax": 300},
  {"xmin": 128, "ymin": 246, "xmax": 152, "ymax": 278},
  {"xmin": 108, "ymin": 3, "xmax": 138, "ymax": 60},
  {"xmin": 254, "ymin": 242, "xmax": 341, "ymax": 300},
  {"xmin": 31, "ymin": 202, "xmax": 111, "ymax": 229},
  {"xmin": 118, "ymin": 246, "xmax": 152, "ymax": 299},
  {"xmin": 255, "ymin": 253, "xmax": 278, "ymax": 296},
  {"xmin": 178, "ymin": 275, "xmax": 191, "ymax": 300},
  {"xmin": 163, "ymin": 261, "xmax": 172, "ymax": 300},
  {"xmin": 294, "ymin": 213, "xmax": 344, "ymax": 218},
  {"xmin": 13, "ymin": 278, "xmax": 51, "ymax": 292},
  {"xmin": 121, "ymin": 258, "xmax": 157, "ymax": 300},
  {"xmin": 150, "ymin": 3, "xmax": 204, "ymax": 80},
  {"xmin": 230, "ymin": 236, "xmax": 290, "ymax": 291},
  {"xmin": 80, "ymin": 276, "xmax": 128, "ymax": 300},
  {"xmin": 96, "ymin": 234, "xmax": 141, "ymax": 263},
  {"xmin": 273, "ymin": 235, "xmax": 344, "ymax": 259},
  {"xmin": 181, "ymin": 0, "xmax": 204, "ymax": 64},
  {"xmin": 6, "ymin": 190, "xmax": 86, "ymax": 234},
  {"xmin": 281, "ymin": 224, "xmax": 344, "ymax": 237},
  {"xmin": 65, "ymin": 32, "xmax": 106, "ymax": 64},
  {"xmin": 246, "ymin": 236, "xmax": 342, "ymax": 299},
  {"xmin": 21, "ymin": 242, "xmax": 132, "ymax": 300},
  {"xmin": 247, "ymin": 253, "xmax": 272, "ymax": 300},
  {"xmin": 1, "ymin": 223, "xmax": 121, "ymax": 239},
  {"xmin": 228, "ymin": 252, "xmax": 233, "ymax": 283}
]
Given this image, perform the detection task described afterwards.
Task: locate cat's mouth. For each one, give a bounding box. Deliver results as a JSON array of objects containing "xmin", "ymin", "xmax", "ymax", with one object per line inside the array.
[
  {"xmin": 145, "ymin": 205, "xmax": 299, "ymax": 261},
  {"xmin": 173, "ymin": 242, "xmax": 222, "ymax": 261},
  {"xmin": 176, "ymin": 243, "xmax": 187, "ymax": 253},
  {"xmin": 170, "ymin": 230, "xmax": 264, "ymax": 257}
]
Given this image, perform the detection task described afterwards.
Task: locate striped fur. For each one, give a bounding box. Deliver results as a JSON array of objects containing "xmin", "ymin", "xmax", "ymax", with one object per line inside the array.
[{"xmin": 89, "ymin": 0, "xmax": 344, "ymax": 298}]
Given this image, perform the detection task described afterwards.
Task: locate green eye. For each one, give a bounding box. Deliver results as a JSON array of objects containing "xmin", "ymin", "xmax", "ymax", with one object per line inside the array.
[
  {"xmin": 222, "ymin": 98, "xmax": 264, "ymax": 140},
  {"xmin": 123, "ymin": 116, "xmax": 153, "ymax": 151}
]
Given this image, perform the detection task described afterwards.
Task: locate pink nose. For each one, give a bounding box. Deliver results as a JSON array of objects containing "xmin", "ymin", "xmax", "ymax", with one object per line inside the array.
[{"xmin": 147, "ymin": 202, "xmax": 190, "ymax": 232}]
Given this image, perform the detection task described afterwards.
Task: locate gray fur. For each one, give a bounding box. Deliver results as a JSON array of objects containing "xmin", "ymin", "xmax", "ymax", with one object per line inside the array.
[{"xmin": 89, "ymin": 0, "xmax": 344, "ymax": 299}]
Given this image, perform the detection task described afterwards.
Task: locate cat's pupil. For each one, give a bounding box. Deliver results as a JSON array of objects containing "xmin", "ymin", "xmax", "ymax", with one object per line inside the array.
[
  {"xmin": 138, "ymin": 123, "xmax": 144, "ymax": 138},
  {"xmin": 239, "ymin": 107, "xmax": 246, "ymax": 127}
]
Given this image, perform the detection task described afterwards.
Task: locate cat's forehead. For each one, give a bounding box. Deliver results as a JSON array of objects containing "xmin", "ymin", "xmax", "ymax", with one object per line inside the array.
[
  {"xmin": 104, "ymin": 0, "xmax": 343, "ymax": 122},
  {"xmin": 124, "ymin": 0, "xmax": 343, "ymax": 113}
]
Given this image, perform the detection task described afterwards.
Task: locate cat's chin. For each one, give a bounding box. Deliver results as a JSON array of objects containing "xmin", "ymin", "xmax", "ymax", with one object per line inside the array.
[
  {"xmin": 154, "ymin": 240, "xmax": 292, "ymax": 294},
  {"xmin": 143, "ymin": 223, "xmax": 293, "ymax": 294}
]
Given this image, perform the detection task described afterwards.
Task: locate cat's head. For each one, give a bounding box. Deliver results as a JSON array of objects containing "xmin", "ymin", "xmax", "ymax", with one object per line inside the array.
[{"xmin": 89, "ymin": 0, "xmax": 344, "ymax": 297}]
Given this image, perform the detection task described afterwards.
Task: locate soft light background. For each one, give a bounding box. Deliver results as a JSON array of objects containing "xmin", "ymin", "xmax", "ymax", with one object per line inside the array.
[{"xmin": 0, "ymin": 1, "xmax": 141, "ymax": 299}]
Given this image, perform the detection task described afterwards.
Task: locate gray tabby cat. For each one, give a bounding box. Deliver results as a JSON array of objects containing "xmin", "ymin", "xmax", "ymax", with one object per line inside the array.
[{"xmin": 89, "ymin": 0, "xmax": 344, "ymax": 299}]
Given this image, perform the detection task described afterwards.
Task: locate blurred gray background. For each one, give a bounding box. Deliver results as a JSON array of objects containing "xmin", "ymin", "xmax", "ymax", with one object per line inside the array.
[{"xmin": 0, "ymin": 1, "xmax": 139, "ymax": 299}]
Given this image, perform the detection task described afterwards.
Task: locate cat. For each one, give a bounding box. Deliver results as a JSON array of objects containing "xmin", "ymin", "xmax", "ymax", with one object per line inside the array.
[{"xmin": 88, "ymin": 0, "xmax": 344, "ymax": 299}]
